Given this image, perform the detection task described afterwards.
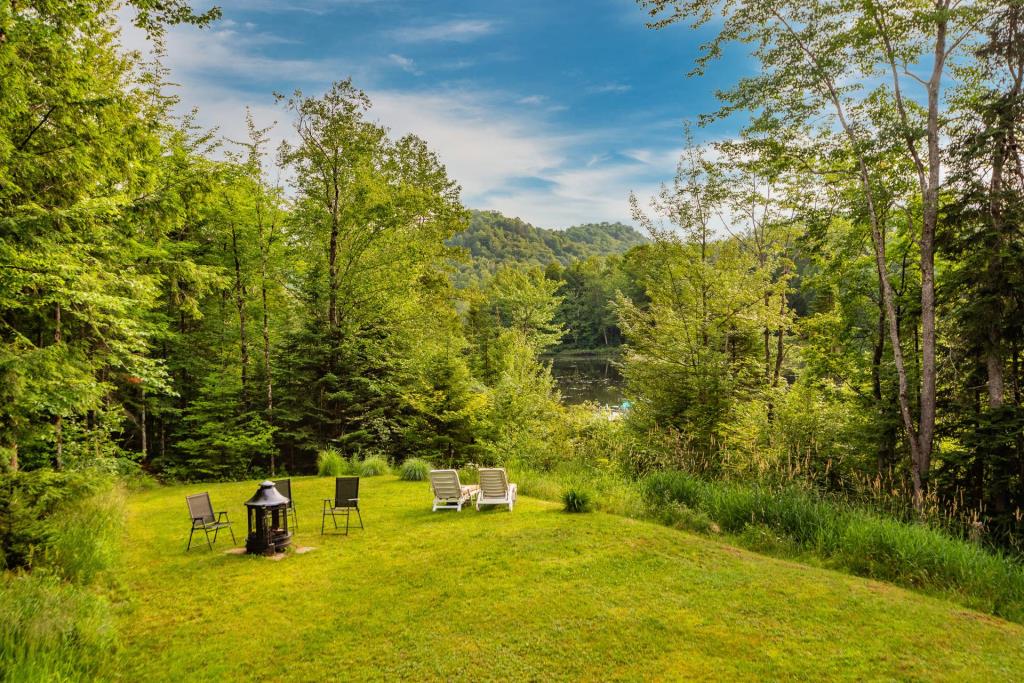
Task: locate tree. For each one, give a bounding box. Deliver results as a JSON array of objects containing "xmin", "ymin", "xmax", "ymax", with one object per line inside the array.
[
  {"xmin": 0, "ymin": 0, "xmax": 215, "ymax": 471},
  {"xmin": 620, "ymin": 139, "xmax": 782, "ymax": 460},
  {"xmin": 641, "ymin": 0, "xmax": 991, "ymax": 508}
]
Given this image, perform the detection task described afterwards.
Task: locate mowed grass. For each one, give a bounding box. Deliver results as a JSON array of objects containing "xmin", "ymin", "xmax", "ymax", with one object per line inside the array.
[{"xmin": 115, "ymin": 477, "xmax": 1024, "ymax": 681}]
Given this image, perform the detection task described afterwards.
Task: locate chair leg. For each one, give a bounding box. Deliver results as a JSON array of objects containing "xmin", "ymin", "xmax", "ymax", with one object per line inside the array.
[
  {"xmin": 344, "ymin": 508, "xmax": 350, "ymax": 535},
  {"xmin": 205, "ymin": 527, "xmax": 213, "ymax": 550},
  {"xmin": 331, "ymin": 508, "xmax": 338, "ymax": 530},
  {"xmin": 228, "ymin": 524, "xmax": 236, "ymax": 544},
  {"xmin": 321, "ymin": 501, "xmax": 327, "ymax": 535},
  {"xmin": 355, "ymin": 506, "xmax": 363, "ymax": 530},
  {"xmin": 213, "ymin": 526, "xmax": 220, "ymax": 544},
  {"xmin": 187, "ymin": 527, "xmax": 196, "ymax": 551}
]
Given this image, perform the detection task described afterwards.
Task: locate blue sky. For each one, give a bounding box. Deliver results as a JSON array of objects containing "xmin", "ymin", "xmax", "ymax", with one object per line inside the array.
[{"xmin": 123, "ymin": 0, "xmax": 751, "ymax": 228}]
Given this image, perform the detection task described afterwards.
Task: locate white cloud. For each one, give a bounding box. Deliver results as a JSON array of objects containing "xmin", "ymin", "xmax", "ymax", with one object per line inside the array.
[
  {"xmin": 367, "ymin": 89, "xmax": 570, "ymax": 200},
  {"xmin": 587, "ymin": 82, "xmax": 632, "ymax": 94},
  {"xmin": 114, "ymin": 13, "xmax": 683, "ymax": 229},
  {"xmin": 387, "ymin": 53, "xmax": 422, "ymax": 75},
  {"xmin": 391, "ymin": 19, "xmax": 497, "ymax": 43}
]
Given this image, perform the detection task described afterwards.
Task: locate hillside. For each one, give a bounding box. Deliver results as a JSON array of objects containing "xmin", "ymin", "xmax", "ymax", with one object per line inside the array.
[
  {"xmin": 448, "ymin": 210, "xmax": 647, "ymax": 286},
  {"xmin": 117, "ymin": 476, "xmax": 1024, "ymax": 681}
]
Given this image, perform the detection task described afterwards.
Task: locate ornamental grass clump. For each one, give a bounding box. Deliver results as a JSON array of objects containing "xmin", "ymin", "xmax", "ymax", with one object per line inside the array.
[
  {"xmin": 562, "ymin": 486, "xmax": 593, "ymax": 513},
  {"xmin": 317, "ymin": 448, "xmax": 347, "ymax": 477},
  {"xmin": 399, "ymin": 458, "xmax": 431, "ymax": 481},
  {"xmin": 358, "ymin": 455, "xmax": 390, "ymax": 477}
]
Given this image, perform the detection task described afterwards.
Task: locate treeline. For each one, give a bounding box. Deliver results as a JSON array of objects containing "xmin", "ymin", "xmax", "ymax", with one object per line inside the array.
[
  {"xmin": 449, "ymin": 209, "xmax": 646, "ymax": 287},
  {"xmin": 624, "ymin": 0, "xmax": 1024, "ymax": 547},
  {"xmin": 449, "ymin": 211, "xmax": 651, "ymax": 349},
  {"xmin": 0, "ymin": 1, "xmax": 571, "ymax": 480}
]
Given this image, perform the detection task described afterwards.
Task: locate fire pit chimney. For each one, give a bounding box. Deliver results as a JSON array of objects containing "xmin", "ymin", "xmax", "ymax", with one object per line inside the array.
[{"xmin": 245, "ymin": 481, "xmax": 292, "ymax": 555}]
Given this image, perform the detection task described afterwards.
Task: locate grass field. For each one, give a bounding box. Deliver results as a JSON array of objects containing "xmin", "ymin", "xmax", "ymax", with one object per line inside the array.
[{"xmin": 115, "ymin": 476, "xmax": 1024, "ymax": 681}]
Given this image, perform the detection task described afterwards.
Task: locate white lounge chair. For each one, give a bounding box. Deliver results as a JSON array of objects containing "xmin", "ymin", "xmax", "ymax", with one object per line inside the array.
[
  {"xmin": 476, "ymin": 467, "xmax": 517, "ymax": 511},
  {"xmin": 430, "ymin": 469, "xmax": 479, "ymax": 512}
]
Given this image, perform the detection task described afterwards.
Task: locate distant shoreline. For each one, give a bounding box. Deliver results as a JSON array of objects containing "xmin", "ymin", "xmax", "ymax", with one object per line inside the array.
[{"xmin": 544, "ymin": 348, "xmax": 621, "ymax": 360}]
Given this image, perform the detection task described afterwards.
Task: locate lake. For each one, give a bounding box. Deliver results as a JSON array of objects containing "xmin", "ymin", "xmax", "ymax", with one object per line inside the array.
[{"xmin": 547, "ymin": 353, "xmax": 625, "ymax": 406}]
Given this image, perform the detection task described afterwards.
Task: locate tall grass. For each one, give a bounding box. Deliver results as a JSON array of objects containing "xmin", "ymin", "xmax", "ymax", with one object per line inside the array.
[
  {"xmin": 357, "ymin": 455, "xmax": 390, "ymax": 477},
  {"xmin": 399, "ymin": 458, "xmax": 431, "ymax": 482},
  {"xmin": 316, "ymin": 448, "xmax": 348, "ymax": 477},
  {"xmin": 508, "ymin": 464, "xmax": 645, "ymax": 518},
  {"xmin": 641, "ymin": 471, "xmax": 1024, "ymax": 622},
  {"xmin": 562, "ymin": 486, "xmax": 593, "ymax": 513},
  {"xmin": 0, "ymin": 470, "xmax": 124, "ymax": 680},
  {"xmin": 0, "ymin": 573, "xmax": 115, "ymax": 681}
]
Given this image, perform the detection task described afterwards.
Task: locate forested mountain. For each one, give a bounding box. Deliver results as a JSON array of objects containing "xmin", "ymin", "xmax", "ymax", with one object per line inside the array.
[{"xmin": 448, "ymin": 210, "xmax": 647, "ymax": 286}]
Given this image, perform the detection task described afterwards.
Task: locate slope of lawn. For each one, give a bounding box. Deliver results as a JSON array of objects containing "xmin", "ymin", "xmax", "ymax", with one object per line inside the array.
[{"xmin": 114, "ymin": 476, "xmax": 1024, "ymax": 681}]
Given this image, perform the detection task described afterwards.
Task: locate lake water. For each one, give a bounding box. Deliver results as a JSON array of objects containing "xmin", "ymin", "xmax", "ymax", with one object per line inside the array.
[{"xmin": 548, "ymin": 354, "xmax": 625, "ymax": 406}]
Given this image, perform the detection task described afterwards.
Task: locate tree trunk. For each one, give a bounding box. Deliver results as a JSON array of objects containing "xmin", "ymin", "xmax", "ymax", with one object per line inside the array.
[
  {"xmin": 54, "ymin": 302, "xmax": 63, "ymax": 470},
  {"xmin": 986, "ymin": 334, "xmax": 1005, "ymax": 409},
  {"xmin": 328, "ymin": 183, "xmax": 340, "ymax": 329},
  {"xmin": 772, "ymin": 10, "xmax": 927, "ymax": 507},
  {"xmin": 230, "ymin": 223, "xmax": 249, "ymax": 401},
  {"xmin": 907, "ymin": 9, "xmax": 950, "ymax": 507},
  {"xmin": 262, "ymin": 271, "xmax": 275, "ymax": 475},
  {"xmin": 140, "ymin": 388, "xmax": 147, "ymax": 458}
]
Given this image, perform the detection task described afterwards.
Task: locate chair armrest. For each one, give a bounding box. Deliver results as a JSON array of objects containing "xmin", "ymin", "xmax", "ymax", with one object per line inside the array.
[
  {"xmin": 347, "ymin": 497, "xmax": 359, "ymax": 502},
  {"xmin": 217, "ymin": 511, "xmax": 230, "ymax": 522}
]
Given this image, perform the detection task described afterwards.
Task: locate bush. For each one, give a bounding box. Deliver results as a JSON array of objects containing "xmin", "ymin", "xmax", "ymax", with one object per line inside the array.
[
  {"xmin": 0, "ymin": 470, "xmax": 121, "ymax": 580},
  {"xmin": 399, "ymin": 458, "xmax": 431, "ymax": 482},
  {"xmin": 317, "ymin": 448, "xmax": 347, "ymax": 477},
  {"xmin": 562, "ymin": 487, "xmax": 592, "ymax": 513},
  {"xmin": 357, "ymin": 455, "xmax": 390, "ymax": 477}
]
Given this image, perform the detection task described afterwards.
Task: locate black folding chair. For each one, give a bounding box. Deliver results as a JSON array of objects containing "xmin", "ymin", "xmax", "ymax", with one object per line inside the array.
[
  {"xmin": 322, "ymin": 477, "xmax": 363, "ymax": 535},
  {"xmin": 273, "ymin": 478, "xmax": 298, "ymax": 532},
  {"xmin": 186, "ymin": 492, "xmax": 235, "ymax": 551}
]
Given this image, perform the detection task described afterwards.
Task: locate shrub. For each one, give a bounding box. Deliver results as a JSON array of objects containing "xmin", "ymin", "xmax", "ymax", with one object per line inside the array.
[
  {"xmin": 562, "ymin": 487, "xmax": 592, "ymax": 513},
  {"xmin": 399, "ymin": 458, "xmax": 431, "ymax": 482},
  {"xmin": 0, "ymin": 470, "xmax": 121, "ymax": 580},
  {"xmin": 317, "ymin": 448, "xmax": 347, "ymax": 477},
  {"xmin": 357, "ymin": 455, "xmax": 390, "ymax": 477}
]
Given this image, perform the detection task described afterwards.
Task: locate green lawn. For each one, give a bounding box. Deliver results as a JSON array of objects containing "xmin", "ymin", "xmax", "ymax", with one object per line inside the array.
[{"xmin": 115, "ymin": 476, "xmax": 1024, "ymax": 681}]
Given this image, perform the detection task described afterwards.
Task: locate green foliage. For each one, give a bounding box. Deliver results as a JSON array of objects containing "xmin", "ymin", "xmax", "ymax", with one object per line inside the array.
[
  {"xmin": 640, "ymin": 472, "xmax": 1024, "ymax": 621},
  {"xmin": 0, "ymin": 573, "xmax": 116, "ymax": 682},
  {"xmin": 0, "ymin": 469, "xmax": 124, "ymax": 680},
  {"xmin": 449, "ymin": 210, "xmax": 646, "ymax": 288},
  {"xmin": 561, "ymin": 486, "xmax": 592, "ymax": 513},
  {"xmin": 316, "ymin": 448, "xmax": 348, "ymax": 477},
  {"xmin": 0, "ymin": 470, "xmax": 121, "ymax": 580},
  {"xmin": 399, "ymin": 458, "xmax": 432, "ymax": 482},
  {"xmin": 357, "ymin": 455, "xmax": 390, "ymax": 477}
]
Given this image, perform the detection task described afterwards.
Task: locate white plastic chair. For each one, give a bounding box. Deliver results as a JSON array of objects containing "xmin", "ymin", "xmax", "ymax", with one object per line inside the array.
[
  {"xmin": 476, "ymin": 468, "xmax": 517, "ymax": 511},
  {"xmin": 429, "ymin": 469, "xmax": 478, "ymax": 511}
]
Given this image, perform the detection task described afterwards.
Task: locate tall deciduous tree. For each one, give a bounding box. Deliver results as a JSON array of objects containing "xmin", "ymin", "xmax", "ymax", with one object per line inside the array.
[{"xmin": 641, "ymin": 0, "xmax": 990, "ymax": 508}]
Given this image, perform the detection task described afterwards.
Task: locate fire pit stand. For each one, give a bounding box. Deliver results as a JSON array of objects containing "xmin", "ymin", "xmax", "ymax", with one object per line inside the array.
[{"xmin": 245, "ymin": 481, "xmax": 292, "ymax": 555}]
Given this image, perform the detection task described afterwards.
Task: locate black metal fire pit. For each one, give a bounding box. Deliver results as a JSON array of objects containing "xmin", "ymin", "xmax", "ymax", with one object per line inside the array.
[{"xmin": 245, "ymin": 481, "xmax": 292, "ymax": 555}]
